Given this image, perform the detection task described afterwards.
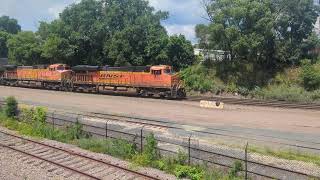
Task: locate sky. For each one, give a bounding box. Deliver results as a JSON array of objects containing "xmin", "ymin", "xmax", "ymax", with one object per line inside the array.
[{"xmin": 0, "ymin": 0, "xmax": 208, "ymax": 43}]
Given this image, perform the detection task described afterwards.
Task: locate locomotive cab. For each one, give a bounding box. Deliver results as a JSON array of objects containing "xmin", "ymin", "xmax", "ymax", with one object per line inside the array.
[
  {"xmin": 149, "ymin": 65, "xmax": 185, "ymax": 98},
  {"xmin": 150, "ymin": 65, "xmax": 173, "ymax": 75},
  {"xmin": 49, "ymin": 64, "xmax": 71, "ymax": 72}
]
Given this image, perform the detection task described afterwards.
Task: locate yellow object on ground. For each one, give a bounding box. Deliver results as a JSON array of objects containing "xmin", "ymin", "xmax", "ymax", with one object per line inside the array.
[{"xmin": 200, "ymin": 100, "xmax": 224, "ymax": 109}]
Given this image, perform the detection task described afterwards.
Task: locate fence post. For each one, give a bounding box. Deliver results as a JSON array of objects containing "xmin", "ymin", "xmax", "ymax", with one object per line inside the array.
[
  {"xmin": 188, "ymin": 134, "xmax": 192, "ymax": 165},
  {"xmin": 52, "ymin": 111, "xmax": 55, "ymax": 130},
  {"xmin": 245, "ymin": 142, "xmax": 248, "ymax": 180},
  {"xmin": 140, "ymin": 125, "xmax": 145, "ymax": 154},
  {"xmin": 105, "ymin": 121, "xmax": 108, "ymax": 139}
]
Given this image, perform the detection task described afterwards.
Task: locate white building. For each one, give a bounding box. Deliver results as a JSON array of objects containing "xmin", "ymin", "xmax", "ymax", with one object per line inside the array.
[{"xmin": 194, "ymin": 48, "xmax": 230, "ymax": 62}]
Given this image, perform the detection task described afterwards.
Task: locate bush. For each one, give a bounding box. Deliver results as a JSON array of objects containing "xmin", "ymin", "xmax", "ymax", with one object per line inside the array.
[
  {"xmin": 32, "ymin": 107, "xmax": 46, "ymax": 123},
  {"xmin": 252, "ymin": 85, "xmax": 314, "ymax": 102},
  {"xmin": 228, "ymin": 161, "xmax": 243, "ymax": 177},
  {"xmin": 20, "ymin": 107, "xmax": 34, "ymax": 122},
  {"xmin": 174, "ymin": 165, "xmax": 204, "ymax": 180},
  {"xmin": 133, "ymin": 133, "xmax": 159, "ymax": 166},
  {"xmin": 301, "ymin": 62, "xmax": 320, "ymax": 91},
  {"xmin": 65, "ymin": 121, "xmax": 90, "ymax": 140},
  {"xmin": 4, "ymin": 96, "xmax": 18, "ymax": 118},
  {"xmin": 180, "ymin": 64, "xmax": 225, "ymax": 94}
]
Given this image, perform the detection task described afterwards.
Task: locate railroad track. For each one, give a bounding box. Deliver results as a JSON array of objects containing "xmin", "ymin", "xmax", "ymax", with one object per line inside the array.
[
  {"xmin": 187, "ymin": 96, "xmax": 320, "ymax": 110},
  {"xmin": 0, "ymin": 130, "xmax": 159, "ymax": 180}
]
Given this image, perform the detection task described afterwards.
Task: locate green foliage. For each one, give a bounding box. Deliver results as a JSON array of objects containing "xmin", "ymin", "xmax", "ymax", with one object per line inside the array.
[
  {"xmin": 65, "ymin": 121, "xmax": 90, "ymax": 140},
  {"xmin": 4, "ymin": 96, "xmax": 18, "ymax": 118},
  {"xmin": 17, "ymin": 0, "xmax": 194, "ymax": 69},
  {"xmin": 165, "ymin": 35, "xmax": 195, "ymax": 71},
  {"xmin": 77, "ymin": 138, "xmax": 137, "ymax": 159},
  {"xmin": 301, "ymin": 62, "xmax": 320, "ymax": 91},
  {"xmin": 41, "ymin": 35, "xmax": 70, "ymax": 64},
  {"xmin": 252, "ymin": 85, "xmax": 313, "ymax": 102},
  {"xmin": 0, "ymin": 31, "xmax": 12, "ymax": 57},
  {"xmin": 196, "ymin": 0, "xmax": 320, "ymax": 87},
  {"xmin": 228, "ymin": 161, "xmax": 243, "ymax": 177},
  {"xmin": 19, "ymin": 106, "xmax": 47, "ymax": 123},
  {"xmin": 0, "ymin": 110, "xmax": 246, "ymax": 179},
  {"xmin": 0, "ymin": 16, "xmax": 21, "ymax": 34},
  {"xmin": 32, "ymin": 107, "xmax": 47, "ymax": 123},
  {"xmin": 7, "ymin": 31, "xmax": 42, "ymax": 65},
  {"xmin": 144, "ymin": 133, "xmax": 159, "ymax": 161},
  {"xmin": 181, "ymin": 64, "xmax": 224, "ymax": 93},
  {"xmin": 174, "ymin": 165, "xmax": 204, "ymax": 180}
]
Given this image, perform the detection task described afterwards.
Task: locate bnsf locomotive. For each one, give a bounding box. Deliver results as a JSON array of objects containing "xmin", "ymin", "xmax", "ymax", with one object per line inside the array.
[{"xmin": 0, "ymin": 64, "xmax": 186, "ymax": 99}]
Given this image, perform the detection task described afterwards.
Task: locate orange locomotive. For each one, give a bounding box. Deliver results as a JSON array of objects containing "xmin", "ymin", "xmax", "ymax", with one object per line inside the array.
[{"xmin": 0, "ymin": 64, "xmax": 186, "ymax": 99}]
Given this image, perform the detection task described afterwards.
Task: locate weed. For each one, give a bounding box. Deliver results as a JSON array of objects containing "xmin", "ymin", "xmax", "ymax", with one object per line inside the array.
[
  {"xmin": 4, "ymin": 96, "xmax": 18, "ymax": 118},
  {"xmin": 174, "ymin": 165, "xmax": 204, "ymax": 180}
]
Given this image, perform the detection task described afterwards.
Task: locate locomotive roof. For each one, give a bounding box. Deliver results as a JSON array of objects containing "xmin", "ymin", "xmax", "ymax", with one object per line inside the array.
[
  {"xmin": 49, "ymin": 64, "xmax": 69, "ymax": 68},
  {"xmin": 102, "ymin": 66, "xmax": 151, "ymax": 72},
  {"xmin": 2, "ymin": 65, "xmax": 17, "ymax": 70},
  {"xmin": 72, "ymin": 65, "xmax": 100, "ymax": 71}
]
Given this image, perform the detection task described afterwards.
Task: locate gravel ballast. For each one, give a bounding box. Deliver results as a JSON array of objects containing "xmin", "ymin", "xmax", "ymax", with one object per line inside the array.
[{"xmin": 0, "ymin": 126, "xmax": 177, "ymax": 180}]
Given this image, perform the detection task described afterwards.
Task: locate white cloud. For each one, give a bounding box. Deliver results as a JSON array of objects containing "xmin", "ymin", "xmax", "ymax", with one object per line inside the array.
[
  {"xmin": 165, "ymin": 24, "xmax": 197, "ymax": 43},
  {"xmin": 148, "ymin": 0, "xmax": 207, "ymax": 43},
  {"xmin": 0, "ymin": 0, "xmax": 206, "ymax": 42},
  {"xmin": 48, "ymin": 4, "xmax": 65, "ymax": 18}
]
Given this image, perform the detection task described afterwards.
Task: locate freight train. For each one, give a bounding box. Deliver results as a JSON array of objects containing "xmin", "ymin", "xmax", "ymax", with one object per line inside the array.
[{"xmin": 0, "ymin": 64, "xmax": 186, "ymax": 99}]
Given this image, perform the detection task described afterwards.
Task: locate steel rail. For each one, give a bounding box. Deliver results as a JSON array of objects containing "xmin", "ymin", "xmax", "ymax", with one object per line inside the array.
[
  {"xmin": 0, "ymin": 142, "xmax": 101, "ymax": 180},
  {"xmin": 0, "ymin": 130, "xmax": 159, "ymax": 180},
  {"xmin": 187, "ymin": 96, "xmax": 320, "ymax": 110}
]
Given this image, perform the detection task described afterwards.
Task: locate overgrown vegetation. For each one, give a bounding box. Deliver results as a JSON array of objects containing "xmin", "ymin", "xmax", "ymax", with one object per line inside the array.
[
  {"xmin": 181, "ymin": 63, "xmax": 320, "ymax": 103},
  {"xmin": 178, "ymin": 0, "xmax": 320, "ymax": 102},
  {"xmin": 249, "ymin": 146, "xmax": 320, "ymax": 167}
]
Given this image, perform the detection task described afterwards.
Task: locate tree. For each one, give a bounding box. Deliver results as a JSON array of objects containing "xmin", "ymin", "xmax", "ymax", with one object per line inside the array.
[
  {"xmin": 41, "ymin": 35, "xmax": 72, "ymax": 64},
  {"xmin": 166, "ymin": 35, "xmax": 195, "ymax": 71},
  {"xmin": 0, "ymin": 16, "xmax": 21, "ymax": 34},
  {"xmin": 36, "ymin": 0, "xmax": 194, "ymax": 70},
  {"xmin": 0, "ymin": 31, "xmax": 12, "ymax": 57},
  {"xmin": 273, "ymin": 0, "xmax": 320, "ymax": 65},
  {"xmin": 196, "ymin": 0, "xmax": 319, "ymax": 87},
  {"xmin": 7, "ymin": 31, "xmax": 42, "ymax": 65}
]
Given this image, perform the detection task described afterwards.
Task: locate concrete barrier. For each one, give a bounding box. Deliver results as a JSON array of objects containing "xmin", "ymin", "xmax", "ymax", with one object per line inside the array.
[{"xmin": 200, "ymin": 100, "xmax": 224, "ymax": 109}]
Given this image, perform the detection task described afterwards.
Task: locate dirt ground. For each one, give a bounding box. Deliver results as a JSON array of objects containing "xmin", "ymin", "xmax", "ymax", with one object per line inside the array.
[{"xmin": 0, "ymin": 86, "xmax": 319, "ymax": 147}]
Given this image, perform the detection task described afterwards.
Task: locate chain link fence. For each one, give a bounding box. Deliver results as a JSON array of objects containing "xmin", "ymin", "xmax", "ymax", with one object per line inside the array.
[{"xmin": 44, "ymin": 110, "xmax": 320, "ymax": 180}]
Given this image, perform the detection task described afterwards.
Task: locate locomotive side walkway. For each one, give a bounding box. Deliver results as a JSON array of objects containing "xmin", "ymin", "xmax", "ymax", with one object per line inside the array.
[{"xmin": 0, "ymin": 86, "xmax": 319, "ymax": 149}]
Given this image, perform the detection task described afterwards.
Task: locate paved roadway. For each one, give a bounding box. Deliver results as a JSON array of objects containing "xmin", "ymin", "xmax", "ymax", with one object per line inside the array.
[{"xmin": 0, "ymin": 86, "xmax": 320, "ymax": 151}]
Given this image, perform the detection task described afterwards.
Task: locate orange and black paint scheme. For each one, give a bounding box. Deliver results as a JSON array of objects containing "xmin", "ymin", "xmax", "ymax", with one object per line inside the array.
[{"xmin": 0, "ymin": 64, "xmax": 186, "ymax": 99}]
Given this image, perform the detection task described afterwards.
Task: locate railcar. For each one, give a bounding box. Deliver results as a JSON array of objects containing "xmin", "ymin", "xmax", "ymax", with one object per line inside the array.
[
  {"xmin": 0, "ymin": 64, "xmax": 73, "ymax": 89},
  {"xmin": 72, "ymin": 65, "xmax": 185, "ymax": 98},
  {"xmin": 0, "ymin": 64, "xmax": 186, "ymax": 99}
]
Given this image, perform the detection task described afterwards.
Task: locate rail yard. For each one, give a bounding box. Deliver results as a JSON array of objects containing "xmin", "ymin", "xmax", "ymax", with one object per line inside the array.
[{"xmin": 1, "ymin": 0, "xmax": 320, "ymax": 179}]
